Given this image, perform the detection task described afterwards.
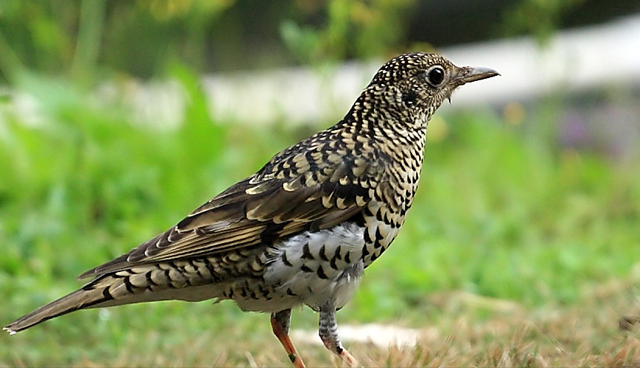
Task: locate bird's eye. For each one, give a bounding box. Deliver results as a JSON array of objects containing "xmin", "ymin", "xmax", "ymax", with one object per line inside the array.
[{"xmin": 426, "ymin": 66, "xmax": 445, "ymax": 86}]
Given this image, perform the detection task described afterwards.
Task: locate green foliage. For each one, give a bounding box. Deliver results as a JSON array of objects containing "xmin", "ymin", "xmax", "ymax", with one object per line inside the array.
[
  {"xmin": 0, "ymin": 0, "xmax": 235, "ymax": 83},
  {"xmin": 0, "ymin": 0, "xmax": 593, "ymax": 83},
  {"xmin": 281, "ymin": 0, "xmax": 414, "ymax": 65},
  {"xmin": 0, "ymin": 0, "xmax": 416, "ymax": 82},
  {"xmin": 500, "ymin": 0, "xmax": 586, "ymax": 45}
]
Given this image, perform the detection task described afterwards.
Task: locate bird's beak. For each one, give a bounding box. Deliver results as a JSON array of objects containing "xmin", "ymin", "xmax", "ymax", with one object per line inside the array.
[{"xmin": 455, "ymin": 66, "xmax": 500, "ymax": 84}]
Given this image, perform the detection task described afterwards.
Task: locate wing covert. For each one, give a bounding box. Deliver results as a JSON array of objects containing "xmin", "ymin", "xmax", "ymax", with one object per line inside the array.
[{"xmin": 79, "ymin": 151, "xmax": 381, "ymax": 278}]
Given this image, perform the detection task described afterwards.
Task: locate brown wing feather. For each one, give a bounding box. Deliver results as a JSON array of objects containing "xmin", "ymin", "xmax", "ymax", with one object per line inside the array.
[{"xmin": 79, "ymin": 153, "xmax": 379, "ymax": 279}]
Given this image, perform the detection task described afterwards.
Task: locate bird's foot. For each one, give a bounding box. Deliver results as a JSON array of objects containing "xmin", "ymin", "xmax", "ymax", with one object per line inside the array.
[
  {"xmin": 340, "ymin": 350, "xmax": 359, "ymax": 367},
  {"xmin": 321, "ymin": 340, "xmax": 359, "ymax": 367}
]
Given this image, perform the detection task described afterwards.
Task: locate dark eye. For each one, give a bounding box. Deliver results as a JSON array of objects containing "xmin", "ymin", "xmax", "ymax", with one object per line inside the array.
[{"xmin": 426, "ymin": 66, "xmax": 445, "ymax": 86}]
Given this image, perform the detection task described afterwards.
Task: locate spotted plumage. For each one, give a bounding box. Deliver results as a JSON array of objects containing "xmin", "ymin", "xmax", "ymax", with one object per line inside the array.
[{"xmin": 5, "ymin": 52, "xmax": 498, "ymax": 367}]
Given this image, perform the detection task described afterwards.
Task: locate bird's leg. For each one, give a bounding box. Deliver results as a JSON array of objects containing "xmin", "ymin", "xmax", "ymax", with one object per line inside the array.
[
  {"xmin": 318, "ymin": 302, "xmax": 359, "ymax": 367},
  {"xmin": 271, "ymin": 309, "xmax": 305, "ymax": 368}
]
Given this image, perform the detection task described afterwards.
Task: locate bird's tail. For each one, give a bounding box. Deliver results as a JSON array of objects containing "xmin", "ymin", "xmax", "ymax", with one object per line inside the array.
[
  {"xmin": 5, "ymin": 263, "xmax": 223, "ymax": 334},
  {"xmin": 4, "ymin": 280, "xmax": 114, "ymax": 334}
]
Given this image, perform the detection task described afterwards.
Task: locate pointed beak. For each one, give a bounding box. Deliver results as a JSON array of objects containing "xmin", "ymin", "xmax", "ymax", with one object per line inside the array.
[{"xmin": 455, "ymin": 66, "xmax": 500, "ymax": 84}]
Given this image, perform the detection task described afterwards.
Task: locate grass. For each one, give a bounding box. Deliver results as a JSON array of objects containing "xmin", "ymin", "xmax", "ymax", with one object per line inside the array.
[{"xmin": 1, "ymin": 70, "xmax": 640, "ymax": 366}]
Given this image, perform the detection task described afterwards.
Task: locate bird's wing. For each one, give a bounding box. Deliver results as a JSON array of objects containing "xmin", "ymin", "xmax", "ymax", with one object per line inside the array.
[{"xmin": 79, "ymin": 148, "xmax": 380, "ymax": 278}]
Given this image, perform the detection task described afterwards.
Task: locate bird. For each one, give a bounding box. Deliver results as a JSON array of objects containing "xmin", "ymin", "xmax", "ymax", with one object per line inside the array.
[{"xmin": 4, "ymin": 52, "xmax": 498, "ymax": 367}]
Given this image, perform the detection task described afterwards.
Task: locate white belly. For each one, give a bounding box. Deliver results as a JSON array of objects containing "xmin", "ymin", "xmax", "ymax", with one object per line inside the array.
[{"xmin": 239, "ymin": 222, "xmax": 366, "ymax": 312}]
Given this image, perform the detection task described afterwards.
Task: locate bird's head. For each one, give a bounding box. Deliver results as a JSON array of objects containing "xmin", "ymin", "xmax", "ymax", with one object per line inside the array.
[{"xmin": 364, "ymin": 52, "xmax": 499, "ymax": 129}]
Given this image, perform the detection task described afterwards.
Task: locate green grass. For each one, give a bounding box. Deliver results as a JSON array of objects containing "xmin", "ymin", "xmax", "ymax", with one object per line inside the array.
[{"xmin": 1, "ymin": 71, "xmax": 640, "ymax": 366}]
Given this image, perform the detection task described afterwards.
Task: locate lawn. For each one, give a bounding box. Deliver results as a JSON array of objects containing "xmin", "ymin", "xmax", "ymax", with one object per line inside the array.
[{"xmin": 1, "ymin": 73, "xmax": 640, "ymax": 367}]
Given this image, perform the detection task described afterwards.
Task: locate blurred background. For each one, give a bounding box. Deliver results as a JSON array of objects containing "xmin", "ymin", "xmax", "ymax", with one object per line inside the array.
[{"xmin": 2, "ymin": 0, "xmax": 640, "ymax": 366}]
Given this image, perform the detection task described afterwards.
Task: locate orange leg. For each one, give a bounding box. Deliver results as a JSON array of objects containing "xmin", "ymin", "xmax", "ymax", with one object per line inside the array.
[{"xmin": 271, "ymin": 309, "xmax": 306, "ymax": 368}]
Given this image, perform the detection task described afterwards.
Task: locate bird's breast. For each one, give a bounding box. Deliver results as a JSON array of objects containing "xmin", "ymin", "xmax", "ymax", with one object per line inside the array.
[{"xmin": 360, "ymin": 199, "xmax": 403, "ymax": 268}]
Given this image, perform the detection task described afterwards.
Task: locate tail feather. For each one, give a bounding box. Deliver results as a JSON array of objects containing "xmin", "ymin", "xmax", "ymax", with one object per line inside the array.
[
  {"xmin": 4, "ymin": 285, "xmax": 113, "ymax": 334},
  {"xmin": 5, "ymin": 265, "xmax": 225, "ymax": 334}
]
